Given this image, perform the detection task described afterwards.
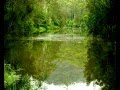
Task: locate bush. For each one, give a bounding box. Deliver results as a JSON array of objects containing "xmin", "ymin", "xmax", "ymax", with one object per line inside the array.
[{"xmin": 4, "ymin": 64, "xmax": 20, "ymax": 88}]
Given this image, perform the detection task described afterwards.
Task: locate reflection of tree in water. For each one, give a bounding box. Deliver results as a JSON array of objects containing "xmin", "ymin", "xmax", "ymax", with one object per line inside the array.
[
  {"xmin": 4, "ymin": 40, "xmax": 61, "ymax": 89},
  {"xmin": 84, "ymin": 38, "xmax": 116, "ymax": 90},
  {"xmin": 84, "ymin": 0, "xmax": 118, "ymax": 89}
]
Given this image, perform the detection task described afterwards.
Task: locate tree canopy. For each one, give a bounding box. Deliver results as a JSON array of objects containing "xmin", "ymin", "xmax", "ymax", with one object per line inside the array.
[{"xmin": 4, "ymin": 0, "xmax": 88, "ymax": 39}]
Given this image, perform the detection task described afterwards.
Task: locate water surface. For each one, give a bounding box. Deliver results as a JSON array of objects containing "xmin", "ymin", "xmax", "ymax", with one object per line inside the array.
[{"xmin": 4, "ymin": 34, "xmax": 101, "ymax": 90}]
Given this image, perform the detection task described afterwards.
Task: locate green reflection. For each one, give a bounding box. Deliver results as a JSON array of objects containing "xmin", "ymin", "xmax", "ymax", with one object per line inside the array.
[
  {"xmin": 4, "ymin": 37, "xmax": 87, "ymax": 89},
  {"xmin": 4, "ymin": 40, "xmax": 61, "ymax": 89}
]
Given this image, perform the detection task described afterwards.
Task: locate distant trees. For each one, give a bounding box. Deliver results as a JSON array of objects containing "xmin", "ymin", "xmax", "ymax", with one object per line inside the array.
[
  {"xmin": 84, "ymin": 0, "xmax": 120, "ymax": 89},
  {"xmin": 4, "ymin": 0, "xmax": 88, "ymax": 38}
]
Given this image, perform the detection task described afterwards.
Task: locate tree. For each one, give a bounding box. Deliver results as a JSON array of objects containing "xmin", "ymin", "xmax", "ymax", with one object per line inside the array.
[{"xmin": 84, "ymin": 0, "xmax": 120, "ymax": 89}]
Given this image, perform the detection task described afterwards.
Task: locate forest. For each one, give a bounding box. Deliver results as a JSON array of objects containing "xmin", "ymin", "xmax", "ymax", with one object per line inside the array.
[
  {"xmin": 4, "ymin": 0, "xmax": 88, "ymax": 38},
  {"xmin": 4, "ymin": 0, "xmax": 120, "ymax": 90}
]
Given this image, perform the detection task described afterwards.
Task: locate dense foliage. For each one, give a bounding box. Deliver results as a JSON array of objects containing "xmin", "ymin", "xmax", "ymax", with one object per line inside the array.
[
  {"xmin": 4, "ymin": 64, "xmax": 20, "ymax": 89},
  {"xmin": 4, "ymin": 0, "xmax": 88, "ymax": 39},
  {"xmin": 84, "ymin": 0, "xmax": 120, "ymax": 89}
]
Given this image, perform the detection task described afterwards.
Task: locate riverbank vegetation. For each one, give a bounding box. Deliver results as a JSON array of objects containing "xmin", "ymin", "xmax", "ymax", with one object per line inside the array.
[
  {"xmin": 4, "ymin": 0, "xmax": 88, "ymax": 39},
  {"xmin": 4, "ymin": 0, "xmax": 119, "ymax": 90}
]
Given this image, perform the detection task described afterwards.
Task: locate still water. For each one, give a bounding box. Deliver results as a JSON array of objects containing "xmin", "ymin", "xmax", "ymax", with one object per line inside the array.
[{"xmin": 4, "ymin": 34, "xmax": 101, "ymax": 90}]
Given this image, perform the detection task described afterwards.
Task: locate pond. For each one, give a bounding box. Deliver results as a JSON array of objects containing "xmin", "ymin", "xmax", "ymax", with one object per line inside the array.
[{"xmin": 4, "ymin": 34, "xmax": 101, "ymax": 90}]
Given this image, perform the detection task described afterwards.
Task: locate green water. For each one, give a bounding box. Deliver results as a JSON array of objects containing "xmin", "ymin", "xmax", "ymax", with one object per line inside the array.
[{"xmin": 4, "ymin": 34, "xmax": 87, "ymax": 89}]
